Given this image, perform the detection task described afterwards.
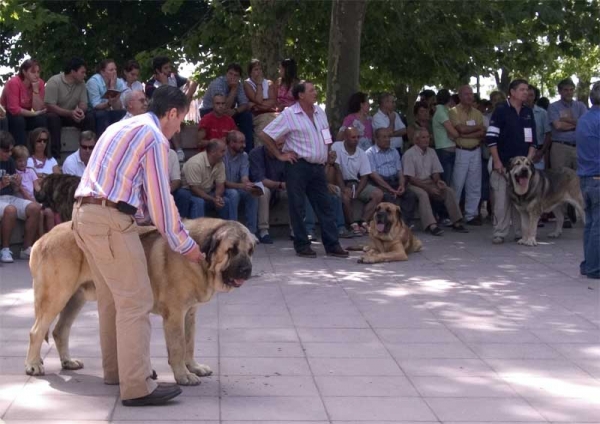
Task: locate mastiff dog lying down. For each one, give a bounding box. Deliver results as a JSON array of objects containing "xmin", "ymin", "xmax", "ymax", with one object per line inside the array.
[
  {"xmin": 358, "ymin": 202, "xmax": 422, "ymax": 264},
  {"xmin": 25, "ymin": 218, "xmax": 254, "ymax": 385},
  {"xmin": 508, "ymin": 156, "xmax": 585, "ymax": 246}
]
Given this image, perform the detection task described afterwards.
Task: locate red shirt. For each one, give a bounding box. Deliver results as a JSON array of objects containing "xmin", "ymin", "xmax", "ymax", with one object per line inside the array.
[
  {"xmin": 0, "ymin": 75, "xmax": 45, "ymax": 115},
  {"xmin": 198, "ymin": 112, "xmax": 237, "ymax": 141}
]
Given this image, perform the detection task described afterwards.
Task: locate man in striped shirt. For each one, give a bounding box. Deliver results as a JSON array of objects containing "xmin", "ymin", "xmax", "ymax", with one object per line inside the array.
[
  {"xmin": 73, "ymin": 86, "xmax": 204, "ymax": 406},
  {"xmin": 260, "ymin": 80, "xmax": 348, "ymax": 258}
]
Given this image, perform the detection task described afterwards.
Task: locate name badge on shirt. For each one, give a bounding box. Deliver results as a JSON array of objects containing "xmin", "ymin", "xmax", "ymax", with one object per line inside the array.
[
  {"xmin": 322, "ymin": 128, "xmax": 333, "ymax": 145},
  {"xmin": 466, "ymin": 120, "xmax": 476, "ymax": 126},
  {"xmin": 524, "ymin": 127, "xmax": 533, "ymax": 143}
]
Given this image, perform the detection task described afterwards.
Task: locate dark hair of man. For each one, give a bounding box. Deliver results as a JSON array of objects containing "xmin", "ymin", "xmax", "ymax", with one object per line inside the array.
[
  {"xmin": 413, "ymin": 100, "xmax": 429, "ymax": 116},
  {"xmin": 419, "ymin": 89, "xmax": 435, "ymax": 100},
  {"xmin": 28, "ymin": 127, "xmax": 52, "ymax": 159},
  {"xmin": 537, "ymin": 97, "xmax": 550, "ymax": 110},
  {"xmin": 80, "ymin": 130, "xmax": 96, "ymax": 143},
  {"xmin": 63, "ymin": 57, "xmax": 86, "ymax": 75},
  {"xmin": 378, "ymin": 92, "xmax": 392, "ymax": 106},
  {"xmin": 206, "ymin": 139, "xmax": 221, "ymax": 153},
  {"xmin": 527, "ymin": 84, "xmax": 541, "ymax": 102},
  {"xmin": 227, "ymin": 63, "xmax": 243, "ymax": 76},
  {"xmin": 212, "ymin": 93, "xmax": 225, "ymax": 101},
  {"xmin": 347, "ymin": 92, "xmax": 367, "ymax": 114},
  {"xmin": 451, "ymin": 94, "xmax": 460, "ymax": 105},
  {"xmin": 0, "ymin": 131, "xmax": 15, "ymax": 151},
  {"xmin": 96, "ymin": 59, "xmax": 115, "ymax": 74},
  {"xmin": 508, "ymin": 79, "xmax": 528, "ymax": 94},
  {"xmin": 148, "ymin": 85, "xmax": 189, "ymax": 118},
  {"xmin": 374, "ymin": 127, "xmax": 390, "ymax": 139},
  {"xmin": 436, "ymin": 89, "xmax": 451, "ymax": 105},
  {"xmin": 225, "ymin": 131, "xmax": 237, "ymax": 144},
  {"xmin": 247, "ymin": 59, "xmax": 261, "ymax": 77},
  {"xmin": 590, "ymin": 81, "xmax": 600, "ymax": 106},
  {"xmin": 292, "ymin": 80, "xmax": 312, "ymax": 100},
  {"xmin": 123, "ymin": 59, "xmax": 140, "ymax": 73},
  {"xmin": 152, "ymin": 56, "xmax": 170, "ymax": 74},
  {"xmin": 557, "ymin": 78, "xmax": 575, "ymax": 90},
  {"xmin": 18, "ymin": 59, "xmax": 40, "ymax": 80},
  {"xmin": 280, "ymin": 58, "xmax": 298, "ymax": 90}
]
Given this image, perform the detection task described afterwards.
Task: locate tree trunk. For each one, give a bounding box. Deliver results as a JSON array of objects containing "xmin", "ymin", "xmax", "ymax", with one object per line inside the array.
[
  {"xmin": 493, "ymin": 67, "xmax": 511, "ymax": 94},
  {"xmin": 325, "ymin": 0, "xmax": 367, "ymax": 133},
  {"xmin": 394, "ymin": 84, "xmax": 420, "ymax": 126},
  {"xmin": 576, "ymin": 77, "xmax": 591, "ymax": 107},
  {"xmin": 249, "ymin": 0, "xmax": 291, "ymax": 81}
]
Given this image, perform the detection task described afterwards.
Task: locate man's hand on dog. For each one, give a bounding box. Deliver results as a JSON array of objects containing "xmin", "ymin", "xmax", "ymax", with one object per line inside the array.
[{"xmin": 184, "ymin": 245, "xmax": 206, "ymax": 263}]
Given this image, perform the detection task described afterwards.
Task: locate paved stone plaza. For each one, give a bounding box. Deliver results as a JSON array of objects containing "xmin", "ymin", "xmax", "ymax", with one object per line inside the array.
[{"xmin": 0, "ymin": 223, "xmax": 599, "ymax": 423}]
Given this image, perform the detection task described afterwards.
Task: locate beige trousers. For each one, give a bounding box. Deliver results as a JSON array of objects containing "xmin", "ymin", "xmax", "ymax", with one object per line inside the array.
[
  {"xmin": 258, "ymin": 187, "xmax": 287, "ymax": 232},
  {"xmin": 253, "ymin": 113, "xmax": 277, "ymax": 148},
  {"xmin": 550, "ymin": 141, "xmax": 577, "ymax": 171},
  {"xmin": 490, "ymin": 170, "xmax": 521, "ymax": 239},
  {"xmin": 72, "ymin": 203, "xmax": 157, "ymax": 400},
  {"xmin": 408, "ymin": 180, "xmax": 462, "ymax": 229}
]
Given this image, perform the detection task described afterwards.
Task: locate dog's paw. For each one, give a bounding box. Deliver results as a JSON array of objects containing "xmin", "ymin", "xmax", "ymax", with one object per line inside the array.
[
  {"xmin": 61, "ymin": 358, "xmax": 84, "ymax": 370},
  {"xmin": 358, "ymin": 256, "xmax": 376, "ymax": 264},
  {"xmin": 548, "ymin": 231, "xmax": 562, "ymax": 239},
  {"xmin": 517, "ymin": 238, "xmax": 537, "ymax": 246},
  {"xmin": 25, "ymin": 361, "xmax": 45, "ymax": 376},
  {"xmin": 175, "ymin": 372, "xmax": 202, "ymax": 386},
  {"xmin": 187, "ymin": 362, "xmax": 212, "ymax": 377}
]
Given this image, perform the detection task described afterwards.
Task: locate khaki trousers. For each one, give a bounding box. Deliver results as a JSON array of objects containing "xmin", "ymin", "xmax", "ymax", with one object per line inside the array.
[
  {"xmin": 253, "ymin": 113, "xmax": 277, "ymax": 148},
  {"xmin": 258, "ymin": 187, "xmax": 288, "ymax": 232},
  {"xmin": 408, "ymin": 180, "xmax": 462, "ymax": 229},
  {"xmin": 490, "ymin": 170, "xmax": 521, "ymax": 239},
  {"xmin": 72, "ymin": 203, "xmax": 157, "ymax": 400},
  {"xmin": 550, "ymin": 142, "xmax": 577, "ymax": 171}
]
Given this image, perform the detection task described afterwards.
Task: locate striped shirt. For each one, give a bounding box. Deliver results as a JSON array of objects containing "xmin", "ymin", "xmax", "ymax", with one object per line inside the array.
[
  {"xmin": 365, "ymin": 144, "xmax": 402, "ymax": 178},
  {"xmin": 75, "ymin": 112, "xmax": 196, "ymax": 255},
  {"xmin": 263, "ymin": 102, "xmax": 330, "ymax": 164}
]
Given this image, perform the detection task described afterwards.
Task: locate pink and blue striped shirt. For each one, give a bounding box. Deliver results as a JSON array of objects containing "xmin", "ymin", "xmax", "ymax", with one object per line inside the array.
[
  {"xmin": 263, "ymin": 102, "xmax": 330, "ymax": 164},
  {"xmin": 75, "ymin": 112, "xmax": 196, "ymax": 255}
]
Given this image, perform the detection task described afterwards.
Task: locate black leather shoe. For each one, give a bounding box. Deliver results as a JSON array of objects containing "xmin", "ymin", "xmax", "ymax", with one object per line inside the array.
[
  {"xmin": 122, "ymin": 383, "xmax": 182, "ymax": 407},
  {"xmin": 326, "ymin": 245, "xmax": 349, "ymax": 258},
  {"xmin": 296, "ymin": 247, "xmax": 317, "ymax": 258}
]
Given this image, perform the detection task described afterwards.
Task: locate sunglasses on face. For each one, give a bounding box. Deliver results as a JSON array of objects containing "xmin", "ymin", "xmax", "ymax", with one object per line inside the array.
[
  {"xmin": 80, "ymin": 145, "xmax": 94, "ymax": 151},
  {"xmin": 36, "ymin": 138, "xmax": 49, "ymax": 143}
]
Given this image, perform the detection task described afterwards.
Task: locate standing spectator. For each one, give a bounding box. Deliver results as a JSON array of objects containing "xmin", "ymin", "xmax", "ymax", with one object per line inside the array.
[
  {"xmin": 336, "ymin": 92, "xmax": 373, "ymax": 151},
  {"xmin": 527, "ymin": 84, "xmax": 552, "ymax": 170},
  {"xmin": 432, "ymin": 89, "xmax": 459, "ymax": 185},
  {"xmin": 372, "ymin": 93, "xmax": 407, "ymax": 156},
  {"xmin": 276, "ymin": 58, "xmax": 299, "ymax": 111},
  {"xmin": 0, "ymin": 131, "xmax": 41, "ymax": 263},
  {"xmin": 0, "ymin": 59, "xmax": 47, "ymax": 147},
  {"xmin": 332, "ymin": 127, "xmax": 383, "ymax": 233},
  {"xmin": 45, "ymin": 57, "xmax": 95, "ymax": 159},
  {"xmin": 402, "ymin": 128, "xmax": 467, "ymax": 236},
  {"xmin": 366, "ymin": 127, "xmax": 418, "ymax": 226},
  {"xmin": 182, "ymin": 139, "xmax": 233, "ymax": 219},
  {"xmin": 198, "ymin": 93, "xmax": 238, "ymax": 150},
  {"xmin": 576, "ymin": 81, "xmax": 600, "ymax": 280},
  {"xmin": 449, "ymin": 85, "xmax": 485, "ymax": 226},
  {"xmin": 62, "ymin": 131, "xmax": 97, "ymax": 177},
  {"xmin": 537, "ymin": 97, "xmax": 550, "ymax": 110},
  {"xmin": 122, "ymin": 90, "xmax": 148, "ymax": 120},
  {"xmin": 407, "ymin": 101, "xmax": 433, "ymax": 150},
  {"xmin": 486, "ymin": 79, "xmax": 536, "ymax": 244},
  {"xmin": 27, "ymin": 128, "xmax": 60, "ymax": 177},
  {"xmin": 86, "ymin": 59, "xmax": 126, "ymax": 137},
  {"xmin": 200, "ymin": 64, "xmax": 253, "ymax": 152},
  {"xmin": 223, "ymin": 130, "xmax": 259, "ymax": 239},
  {"xmin": 119, "ymin": 60, "xmax": 144, "ymax": 106},
  {"xmin": 243, "ymin": 59, "xmax": 278, "ymax": 146},
  {"xmin": 260, "ymin": 80, "xmax": 348, "ymax": 258},
  {"xmin": 419, "ymin": 89, "xmax": 437, "ymax": 116}
]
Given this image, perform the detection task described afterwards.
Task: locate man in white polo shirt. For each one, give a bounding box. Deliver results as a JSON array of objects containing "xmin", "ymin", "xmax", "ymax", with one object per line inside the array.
[
  {"xmin": 61, "ymin": 131, "xmax": 96, "ymax": 177},
  {"xmin": 332, "ymin": 127, "xmax": 383, "ymax": 230}
]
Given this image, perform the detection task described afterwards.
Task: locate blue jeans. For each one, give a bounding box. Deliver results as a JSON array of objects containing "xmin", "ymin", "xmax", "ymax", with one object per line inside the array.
[
  {"xmin": 580, "ymin": 177, "xmax": 600, "ymax": 279},
  {"xmin": 225, "ymin": 188, "xmax": 258, "ymax": 234},
  {"xmin": 94, "ymin": 109, "xmax": 126, "ymax": 137},
  {"xmin": 188, "ymin": 191, "xmax": 232, "ymax": 219},
  {"xmin": 436, "ymin": 149, "xmax": 455, "ymax": 186},
  {"xmin": 305, "ymin": 193, "xmax": 345, "ymax": 234},
  {"xmin": 172, "ymin": 188, "xmax": 192, "ymax": 218},
  {"xmin": 285, "ymin": 160, "xmax": 340, "ymax": 252}
]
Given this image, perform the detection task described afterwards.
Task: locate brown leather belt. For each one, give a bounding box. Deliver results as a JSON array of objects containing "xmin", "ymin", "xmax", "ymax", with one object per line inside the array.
[{"xmin": 78, "ymin": 196, "xmax": 119, "ymax": 209}]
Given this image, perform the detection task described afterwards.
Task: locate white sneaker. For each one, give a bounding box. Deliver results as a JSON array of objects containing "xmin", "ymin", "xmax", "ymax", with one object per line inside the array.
[
  {"xmin": 20, "ymin": 246, "xmax": 32, "ymax": 260},
  {"xmin": 0, "ymin": 248, "xmax": 14, "ymax": 263},
  {"xmin": 177, "ymin": 149, "xmax": 185, "ymax": 162}
]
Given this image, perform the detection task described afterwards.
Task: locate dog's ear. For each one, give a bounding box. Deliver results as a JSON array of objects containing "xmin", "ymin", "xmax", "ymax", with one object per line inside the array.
[
  {"xmin": 528, "ymin": 157, "xmax": 536, "ymax": 175},
  {"xmin": 395, "ymin": 205, "xmax": 403, "ymax": 224},
  {"xmin": 200, "ymin": 225, "xmax": 225, "ymax": 266},
  {"xmin": 507, "ymin": 157, "xmax": 517, "ymax": 171}
]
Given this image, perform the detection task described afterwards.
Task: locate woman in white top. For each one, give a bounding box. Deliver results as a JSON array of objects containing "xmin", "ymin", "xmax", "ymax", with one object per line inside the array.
[
  {"xmin": 27, "ymin": 127, "xmax": 60, "ymax": 177},
  {"xmin": 119, "ymin": 59, "xmax": 145, "ymax": 106},
  {"xmin": 243, "ymin": 59, "xmax": 278, "ymax": 147}
]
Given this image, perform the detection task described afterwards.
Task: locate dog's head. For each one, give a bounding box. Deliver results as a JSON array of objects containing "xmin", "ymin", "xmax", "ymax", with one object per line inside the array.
[
  {"xmin": 190, "ymin": 219, "xmax": 255, "ymax": 292},
  {"xmin": 35, "ymin": 174, "xmax": 81, "ymax": 221},
  {"xmin": 508, "ymin": 156, "xmax": 535, "ymax": 196},
  {"xmin": 373, "ymin": 202, "xmax": 403, "ymax": 235}
]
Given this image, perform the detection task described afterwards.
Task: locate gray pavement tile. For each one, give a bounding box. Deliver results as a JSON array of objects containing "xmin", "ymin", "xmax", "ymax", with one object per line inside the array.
[
  {"xmin": 220, "ymin": 375, "xmax": 319, "ymax": 397},
  {"xmin": 220, "ymin": 341, "xmax": 305, "ymax": 358},
  {"xmin": 4, "ymin": 393, "xmax": 117, "ymax": 421},
  {"xmin": 426, "ymin": 397, "xmax": 546, "ymax": 421},
  {"xmin": 308, "ymin": 357, "xmax": 404, "ymax": 376},
  {"xmin": 323, "ymin": 396, "xmax": 437, "ymax": 421},
  {"xmin": 302, "ymin": 341, "xmax": 391, "ymax": 358},
  {"xmin": 220, "ymin": 357, "xmax": 311, "ymax": 376},
  {"xmin": 112, "ymin": 396, "xmax": 219, "ymax": 421},
  {"xmin": 220, "ymin": 396, "xmax": 328, "ymax": 421},
  {"xmin": 314, "ymin": 375, "xmax": 419, "ymax": 397}
]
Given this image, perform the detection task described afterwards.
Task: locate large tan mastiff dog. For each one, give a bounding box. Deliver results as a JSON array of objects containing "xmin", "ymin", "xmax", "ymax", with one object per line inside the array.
[
  {"xmin": 25, "ymin": 218, "xmax": 255, "ymax": 385},
  {"xmin": 358, "ymin": 202, "xmax": 422, "ymax": 263}
]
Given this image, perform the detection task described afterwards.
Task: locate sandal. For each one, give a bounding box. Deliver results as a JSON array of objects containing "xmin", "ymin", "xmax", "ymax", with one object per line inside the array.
[
  {"xmin": 428, "ymin": 225, "xmax": 444, "ymax": 236},
  {"xmin": 350, "ymin": 222, "xmax": 363, "ymax": 236},
  {"xmin": 360, "ymin": 221, "xmax": 369, "ymax": 235}
]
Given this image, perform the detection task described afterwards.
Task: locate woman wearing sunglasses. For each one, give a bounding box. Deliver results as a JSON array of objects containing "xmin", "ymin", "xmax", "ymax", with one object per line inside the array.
[{"xmin": 27, "ymin": 128, "xmax": 60, "ymax": 177}]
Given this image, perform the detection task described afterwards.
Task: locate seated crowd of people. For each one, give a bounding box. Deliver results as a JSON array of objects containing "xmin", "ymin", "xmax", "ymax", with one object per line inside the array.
[{"xmin": 0, "ymin": 53, "xmax": 593, "ymax": 263}]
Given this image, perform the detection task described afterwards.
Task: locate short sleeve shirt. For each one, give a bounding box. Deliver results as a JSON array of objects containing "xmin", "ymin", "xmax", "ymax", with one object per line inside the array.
[
  {"xmin": 402, "ymin": 145, "xmax": 444, "ymax": 181},
  {"xmin": 168, "ymin": 149, "xmax": 181, "ymax": 182},
  {"xmin": 16, "ymin": 167, "xmax": 38, "ymax": 198},
  {"xmin": 339, "ymin": 114, "xmax": 373, "ymax": 151},
  {"xmin": 182, "ymin": 151, "xmax": 226, "ymax": 192},
  {"xmin": 27, "ymin": 156, "xmax": 58, "ymax": 175},
  {"xmin": 44, "ymin": 73, "xmax": 87, "ymax": 110},
  {"xmin": 331, "ymin": 141, "xmax": 371, "ymax": 181},
  {"xmin": 365, "ymin": 145, "xmax": 401, "ymax": 178},
  {"xmin": 372, "ymin": 109, "xmax": 406, "ymax": 150},
  {"xmin": 0, "ymin": 75, "xmax": 46, "ymax": 115},
  {"xmin": 448, "ymin": 104, "xmax": 484, "ymax": 149},
  {"xmin": 198, "ymin": 112, "xmax": 237, "ymax": 140},
  {"xmin": 224, "ymin": 149, "xmax": 249, "ymax": 183},
  {"xmin": 61, "ymin": 150, "xmax": 86, "ymax": 177},
  {"xmin": 0, "ymin": 158, "xmax": 17, "ymax": 196},
  {"xmin": 547, "ymin": 99, "xmax": 588, "ymax": 144},
  {"xmin": 201, "ymin": 76, "xmax": 248, "ymax": 110},
  {"xmin": 432, "ymin": 104, "xmax": 454, "ymax": 150}
]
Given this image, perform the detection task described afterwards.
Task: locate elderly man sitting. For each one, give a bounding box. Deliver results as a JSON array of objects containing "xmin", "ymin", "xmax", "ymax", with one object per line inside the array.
[
  {"xmin": 402, "ymin": 128, "xmax": 468, "ymax": 236},
  {"xmin": 122, "ymin": 90, "xmax": 148, "ymax": 120}
]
